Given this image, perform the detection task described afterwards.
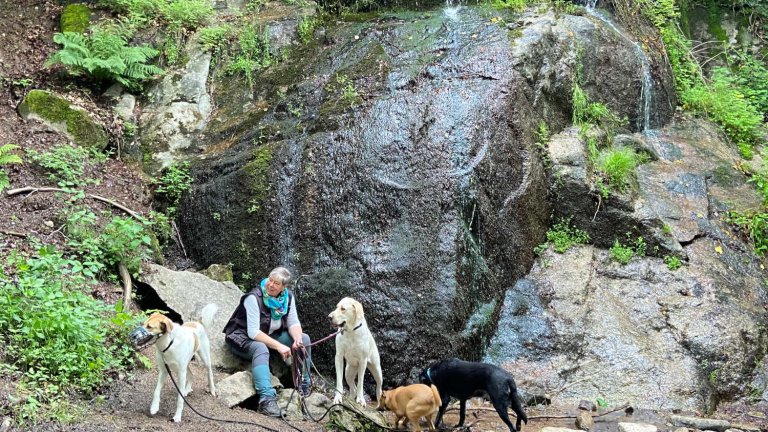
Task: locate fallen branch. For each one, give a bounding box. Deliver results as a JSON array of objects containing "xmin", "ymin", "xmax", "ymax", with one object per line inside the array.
[
  {"xmin": 6, "ymin": 186, "xmax": 142, "ymax": 220},
  {"xmin": 0, "ymin": 229, "xmax": 27, "ymax": 238}
]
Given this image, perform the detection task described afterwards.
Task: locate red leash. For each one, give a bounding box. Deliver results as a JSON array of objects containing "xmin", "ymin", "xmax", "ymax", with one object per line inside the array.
[{"xmin": 291, "ymin": 329, "xmax": 340, "ymax": 396}]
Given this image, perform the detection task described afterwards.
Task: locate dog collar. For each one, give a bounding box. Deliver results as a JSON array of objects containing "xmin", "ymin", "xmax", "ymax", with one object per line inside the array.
[
  {"xmin": 161, "ymin": 339, "xmax": 174, "ymax": 353},
  {"xmin": 340, "ymin": 323, "xmax": 363, "ymax": 335},
  {"xmin": 426, "ymin": 367, "xmax": 433, "ymax": 384}
]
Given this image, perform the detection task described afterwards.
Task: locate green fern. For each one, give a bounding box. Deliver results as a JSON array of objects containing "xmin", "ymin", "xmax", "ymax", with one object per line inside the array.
[
  {"xmin": 0, "ymin": 144, "xmax": 23, "ymax": 192},
  {"xmin": 46, "ymin": 28, "xmax": 163, "ymax": 89}
]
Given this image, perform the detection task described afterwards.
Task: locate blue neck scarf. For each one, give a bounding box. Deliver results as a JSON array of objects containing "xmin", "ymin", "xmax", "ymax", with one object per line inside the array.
[{"xmin": 261, "ymin": 278, "xmax": 289, "ymax": 320}]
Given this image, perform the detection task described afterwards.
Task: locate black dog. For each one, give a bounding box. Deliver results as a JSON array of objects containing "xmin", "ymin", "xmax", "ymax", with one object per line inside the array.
[{"xmin": 420, "ymin": 358, "xmax": 528, "ymax": 432}]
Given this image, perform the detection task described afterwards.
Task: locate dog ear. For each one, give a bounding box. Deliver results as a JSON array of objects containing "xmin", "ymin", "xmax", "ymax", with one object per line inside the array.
[
  {"xmin": 352, "ymin": 300, "xmax": 364, "ymax": 322},
  {"xmin": 160, "ymin": 317, "xmax": 173, "ymax": 334}
]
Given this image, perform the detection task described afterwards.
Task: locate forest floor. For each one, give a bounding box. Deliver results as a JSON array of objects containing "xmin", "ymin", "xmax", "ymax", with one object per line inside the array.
[{"xmin": 1, "ymin": 1, "xmax": 767, "ymax": 432}]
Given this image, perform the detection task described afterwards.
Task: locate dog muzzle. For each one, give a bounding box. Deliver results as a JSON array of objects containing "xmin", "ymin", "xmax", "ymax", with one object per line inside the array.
[{"xmin": 129, "ymin": 326, "xmax": 155, "ymax": 347}]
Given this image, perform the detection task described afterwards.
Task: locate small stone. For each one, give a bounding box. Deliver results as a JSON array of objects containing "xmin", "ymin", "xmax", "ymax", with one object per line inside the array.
[
  {"xmin": 43, "ymin": 220, "xmax": 54, "ymax": 228},
  {"xmin": 670, "ymin": 415, "xmax": 730, "ymax": 432},
  {"xmin": 618, "ymin": 422, "xmax": 657, "ymax": 432},
  {"xmin": 576, "ymin": 411, "xmax": 594, "ymax": 431},
  {"xmin": 0, "ymin": 417, "xmax": 11, "ymax": 432},
  {"xmin": 578, "ymin": 399, "xmax": 597, "ymax": 411}
]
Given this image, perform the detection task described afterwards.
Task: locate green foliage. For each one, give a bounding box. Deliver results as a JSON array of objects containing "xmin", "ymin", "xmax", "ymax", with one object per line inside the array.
[
  {"xmin": 199, "ymin": 25, "xmax": 232, "ymax": 53},
  {"xmin": 725, "ymin": 210, "xmax": 768, "ymax": 255},
  {"xmin": 716, "ymin": 51, "xmax": 768, "ymax": 119},
  {"xmin": 154, "ymin": 162, "xmax": 193, "ymax": 211},
  {"xmin": 664, "ymin": 254, "xmax": 682, "ymax": 270},
  {"xmin": 335, "ymin": 74, "xmax": 360, "ymax": 105},
  {"xmin": 535, "ymin": 216, "xmax": 591, "ymax": 254},
  {"xmin": 64, "ymin": 209, "xmax": 156, "ymax": 276},
  {"xmin": 681, "ymin": 72, "xmax": 765, "ymax": 159},
  {"xmin": 161, "ymin": 0, "xmax": 213, "ymax": 31},
  {"xmin": 491, "ymin": 0, "xmax": 528, "ymax": 12},
  {"xmin": 100, "ymin": 0, "xmax": 213, "ymax": 31},
  {"xmin": 100, "ymin": 217, "xmax": 155, "ymax": 275},
  {"xmin": 0, "ymin": 144, "xmax": 23, "ymax": 192},
  {"xmin": 27, "ymin": 144, "xmax": 105, "ymax": 188},
  {"xmin": 297, "ymin": 16, "xmax": 319, "ymax": 44},
  {"xmin": 0, "ymin": 247, "xmax": 141, "ymax": 425},
  {"xmin": 610, "ymin": 234, "xmax": 647, "ymax": 264},
  {"xmin": 225, "ymin": 24, "xmax": 274, "ymax": 87},
  {"xmin": 572, "ymin": 82, "xmax": 589, "ymax": 125},
  {"xmin": 45, "ymin": 28, "xmax": 163, "ymax": 89},
  {"xmin": 596, "ymin": 147, "xmax": 644, "ymax": 192}
]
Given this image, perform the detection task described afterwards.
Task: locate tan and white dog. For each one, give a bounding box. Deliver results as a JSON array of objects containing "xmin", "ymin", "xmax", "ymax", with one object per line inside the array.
[
  {"xmin": 379, "ymin": 383, "xmax": 442, "ymax": 432},
  {"xmin": 138, "ymin": 304, "xmax": 217, "ymax": 422},
  {"xmin": 328, "ymin": 297, "xmax": 383, "ymax": 406}
]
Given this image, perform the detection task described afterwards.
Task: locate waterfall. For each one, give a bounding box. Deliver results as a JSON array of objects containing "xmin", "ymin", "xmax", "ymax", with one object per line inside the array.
[
  {"xmin": 276, "ymin": 136, "xmax": 303, "ymax": 268},
  {"xmin": 585, "ymin": 6, "xmax": 655, "ymax": 133}
]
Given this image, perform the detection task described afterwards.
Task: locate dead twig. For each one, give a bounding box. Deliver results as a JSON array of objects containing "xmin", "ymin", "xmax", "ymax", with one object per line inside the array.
[
  {"xmin": 0, "ymin": 229, "xmax": 27, "ymax": 238},
  {"xmin": 6, "ymin": 186, "xmax": 142, "ymax": 220}
]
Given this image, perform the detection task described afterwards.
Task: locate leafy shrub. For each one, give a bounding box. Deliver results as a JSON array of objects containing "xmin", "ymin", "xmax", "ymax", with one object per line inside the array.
[
  {"xmin": 64, "ymin": 210, "xmax": 155, "ymax": 277},
  {"xmin": 0, "ymin": 247, "xmax": 139, "ymax": 400},
  {"xmin": 160, "ymin": 0, "xmax": 213, "ymax": 31},
  {"xmin": 491, "ymin": 0, "xmax": 527, "ymax": 11},
  {"xmin": 610, "ymin": 234, "xmax": 646, "ymax": 264},
  {"xmin": 154, "ymin": 161, "xmax": 193, "ymax": 213},
  {"xmin": 100, "ymin": 216, "xmax": 155, "ymax": 275},
  {"xmin": 225, "ymin": 24, "xmax": 274, "ymax": 87},
  {"xmin": 664, "ymin": 254, "xmax": 682, "ymax": 270},
  {"xmin": 725, "ymin": 210, "xmax": 768, "ymax": 255},
  {"xmin": 27, "ymin": 144, "xmax": 105, "ymax": 187},
  {"xmin": 0, "ymin": 144, "xmax": 23, "ymax": 192},
  {"xmin": 100, "ymin": 0, "xmax": 213, "ymax": 31},
  {"xmin": 535, "ymin": 216, "xmax": 591, "ymax": 254},
  {"xmin": 297, "ymin": 16, "xmax": 319, "ymax": 44},
  {"xmin": 716, "ymin": 51, "xmax": 768, "ymax": 118},
  {"xmin": 45, "ymin": 27, "xmax": 163, "ymax": 89},
  {"xmin": 199, "ymin": 25, "xmax": 232, "ymax": 53},
  {"xmin": 681, "ymin": 73, "xmax": 765, "ymax": 159}
]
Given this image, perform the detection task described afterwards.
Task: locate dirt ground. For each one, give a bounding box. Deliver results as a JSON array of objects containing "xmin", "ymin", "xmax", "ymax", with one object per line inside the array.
[{"xmin": 1, "ymin": 2, "xmax": 767, "ymax": 432}]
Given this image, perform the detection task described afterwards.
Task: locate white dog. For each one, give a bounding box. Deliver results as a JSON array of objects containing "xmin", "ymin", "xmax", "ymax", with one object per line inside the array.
[
  {"xmin": 328, "ymin": 297, "xmax": 383, "ymax": 406},
  {"xmin": 137, "ymin": 304, "xmax": 218, "ymax": 422}
]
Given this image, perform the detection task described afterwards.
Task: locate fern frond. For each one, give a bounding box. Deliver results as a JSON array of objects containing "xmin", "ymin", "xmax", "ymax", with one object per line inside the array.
[
  {"xmin": 0, "ymin": 171, "xmax": 10, "ymax": 193},
  {"xmin": 0, "ymin": 144, "xmax": 23, "ymax": 165}
]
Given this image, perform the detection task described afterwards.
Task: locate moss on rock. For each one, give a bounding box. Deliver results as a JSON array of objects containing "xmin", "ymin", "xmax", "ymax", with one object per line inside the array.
[
  {"xmin": 244, "ymin": 143, "xmax": 276, "ymax": 215},
  {"xmin": 18, "ymin": 90, "xmax": 108, "ymax": 151},
  {"xmin": 61, "ymin": 4, "xmax": 90, "ymax": 34}
]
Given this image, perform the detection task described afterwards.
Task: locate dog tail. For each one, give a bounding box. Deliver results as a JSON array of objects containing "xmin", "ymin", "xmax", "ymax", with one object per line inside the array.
[
  {"xmin": 429, "ymin": 384, "xmax": 441, "ymax": 408},
  {"xmin": 508, "ymin": 378, "xmax": 528, "ymax": 426},
  {"xmin": 200, "ymin": 303, "xmax": 218, "ymax": 329}
]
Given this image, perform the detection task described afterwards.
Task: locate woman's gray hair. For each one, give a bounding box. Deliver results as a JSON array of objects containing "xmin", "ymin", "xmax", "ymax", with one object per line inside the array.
[{"xmin": 269, "ymin": 267, "xmax": 291, "ymax": 286}]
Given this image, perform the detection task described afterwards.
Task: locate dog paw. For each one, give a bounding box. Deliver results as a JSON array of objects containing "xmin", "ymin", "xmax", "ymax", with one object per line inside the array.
[
  {"xmin": 149, "ymin": 405, "xmax": 159, "ymax": 416},
  {"xmin": 355, "ymin": 397, "xmax": 366, "ymax": 406},
  {"xmin": 333, "ymin": 394, "xmax": 342, "ymax": 404},
  {"xmin": 172, "ymin": 415, "xmax": 182, "ymax": 423}
]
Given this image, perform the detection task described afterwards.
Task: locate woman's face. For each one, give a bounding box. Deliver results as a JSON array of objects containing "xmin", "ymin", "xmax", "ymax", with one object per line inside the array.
[{"xmin": 265, "ymin": 277, "xmax": 285, "ymax": 298}]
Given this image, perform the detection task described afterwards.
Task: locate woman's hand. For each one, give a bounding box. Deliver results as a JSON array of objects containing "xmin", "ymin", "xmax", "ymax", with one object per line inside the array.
[
  {"xmin": 292, "ymin": 339, "xmax": 304, "ymax": 352},
  {"xmin": 277, "ymin": 343, "xmax": 291, "ymax": 359}
]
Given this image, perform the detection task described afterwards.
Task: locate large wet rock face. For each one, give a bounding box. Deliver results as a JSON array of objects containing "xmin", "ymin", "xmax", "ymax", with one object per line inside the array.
[
  {"xmin": 489, "ymin": 117, "xmax": 768, "ymax": 411},
  {"xmin": 176, "ymin": 7, "xmax": 671, "ymax": 384}
]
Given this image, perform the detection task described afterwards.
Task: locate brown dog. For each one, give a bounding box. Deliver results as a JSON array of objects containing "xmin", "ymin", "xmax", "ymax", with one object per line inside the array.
[{"xmin": 380, "ymin": 383, "xmax": 442, "ymax": 432}]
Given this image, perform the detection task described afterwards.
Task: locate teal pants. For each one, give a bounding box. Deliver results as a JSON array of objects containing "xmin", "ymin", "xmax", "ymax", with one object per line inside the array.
[{"xmin": 228, "ymin": 330, "xmax": 312, "ymax": 398}]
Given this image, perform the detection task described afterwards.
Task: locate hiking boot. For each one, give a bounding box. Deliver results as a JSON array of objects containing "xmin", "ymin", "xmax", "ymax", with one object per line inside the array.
[
  {"xmin": 299, "ymin": 378, "xmax": 312, "ymax": 398},
  {"xmin": 258, "ymin": 397, "xmax": 282, "ymax": 417}
]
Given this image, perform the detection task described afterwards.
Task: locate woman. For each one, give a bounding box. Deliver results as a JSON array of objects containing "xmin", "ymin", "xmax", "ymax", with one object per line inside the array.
[{"xmin": 223, "ymin": 267, "xmax": 312, "ymax": 417}]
